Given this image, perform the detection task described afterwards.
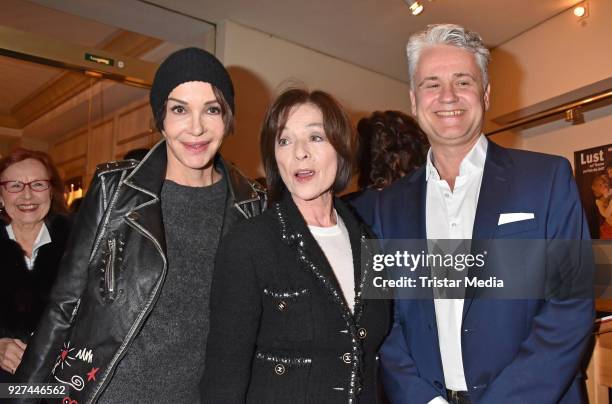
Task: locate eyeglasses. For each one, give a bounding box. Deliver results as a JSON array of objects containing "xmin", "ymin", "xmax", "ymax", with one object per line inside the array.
[{"xmin": 0, "ymin": 180, "xmax": 51, "ymax": 193}]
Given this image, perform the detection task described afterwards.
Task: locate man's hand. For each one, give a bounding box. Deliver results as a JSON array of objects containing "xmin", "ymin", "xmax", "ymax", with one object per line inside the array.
[{"xmin": 0, "ymin": 337, "xmax": 27, "ymax": 374}]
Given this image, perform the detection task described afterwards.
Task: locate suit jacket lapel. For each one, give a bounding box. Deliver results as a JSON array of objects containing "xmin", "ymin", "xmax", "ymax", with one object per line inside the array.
[
  {"xmin": 416, "ymin": 169, "xmax": 437, "ymax": 330},
  {"xmin": 416, "ymin": 170, "xmax": 428, "ymax": 240},
  {"xmin": 463, "ymin": 141, "xmax": 513, "ymax": 319},
  {"xmin": 381, "ymin": 167, "xmax": 427, "ymax": 240},
  {"xmin": 378, "ymin": 169, "xmax": 435, "ymax": 325}
]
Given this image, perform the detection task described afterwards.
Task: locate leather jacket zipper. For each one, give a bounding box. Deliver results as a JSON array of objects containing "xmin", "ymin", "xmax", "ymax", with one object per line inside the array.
[
  {"xmin": 91, "ymin": 216, "xmax": 168, "ymax": 403},
  {"xmin": 105, "ymin": 238, "xmax": 116, "ymax": 299}
]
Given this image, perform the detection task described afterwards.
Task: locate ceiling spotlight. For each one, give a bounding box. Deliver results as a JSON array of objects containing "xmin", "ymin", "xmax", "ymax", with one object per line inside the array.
[
  {"xmin": 573, "ymin": 3, "xmax": 588, "ymax": 19},
  {"xmin": 408, "ymin": 1, "xmax": 424, "ymax": 16}
]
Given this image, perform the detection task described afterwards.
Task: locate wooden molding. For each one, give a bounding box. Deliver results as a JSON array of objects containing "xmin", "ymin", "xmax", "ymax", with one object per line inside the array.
[{"xmin": 0, "ymin": 114, "xmax": 21, "ymax": 129}]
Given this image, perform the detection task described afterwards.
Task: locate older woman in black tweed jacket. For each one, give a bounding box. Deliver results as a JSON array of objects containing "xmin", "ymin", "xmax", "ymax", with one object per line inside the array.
[{"xmin": 203, "ymin": 89, "xmax": 391, "ymax": 403}]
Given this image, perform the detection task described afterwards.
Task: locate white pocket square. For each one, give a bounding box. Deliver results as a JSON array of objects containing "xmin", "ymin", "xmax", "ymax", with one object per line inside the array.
[{"xmin": 498, "ymin": 212, "xmax": 535, "ymax": 225}]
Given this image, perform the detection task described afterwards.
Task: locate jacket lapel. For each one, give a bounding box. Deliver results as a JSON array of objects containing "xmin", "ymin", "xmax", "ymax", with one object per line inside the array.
[
  {"xmin": 378, "ymin": 169, "xmax": 436, "ymax": 330},
  {"xmin": 463, "ymin": 141, "xmax": 513, "ymax": 319},
  {"xmin": 121, "ymin": 140, "xmax": 266, "ymax": 258},
  {"xmin": 217, "ymin": 157, "xmax": 266, "ymax": 237},
  {"xmin": 415, "ymin": 170, "xmax": 437, "ymax": 333},
  {"xmin": 382, "ymin": 168, "xmax": 426, "ymax": 240},
  {"xmin": 122, "ymin": 141, "xmax": 168, "ymax": 254},
  {"xmin": 384, "ymin": 169, "xmax": 436, "ymax": 332},
  {"xmin": 276, "ymin": 193, "xmax": 353, "ymax": 320},
  {"xmin": 335, "ymin": 198, "xmax": 372, "ymax": 322},
  {"xmin": 416, "ymin": 169, "xmax": 427, "ymax": 240}
]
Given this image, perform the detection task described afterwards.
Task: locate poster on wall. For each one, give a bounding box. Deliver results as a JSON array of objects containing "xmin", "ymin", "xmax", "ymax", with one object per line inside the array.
[{"xmin": 574, "ymin": 144, "xmax": 612, "ymax": 239}]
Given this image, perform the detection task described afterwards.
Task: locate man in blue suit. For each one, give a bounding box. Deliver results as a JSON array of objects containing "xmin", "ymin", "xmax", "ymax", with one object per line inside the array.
[{"xmin": 358, "ymin": 24, "xmax": 594, "ymax": 403}]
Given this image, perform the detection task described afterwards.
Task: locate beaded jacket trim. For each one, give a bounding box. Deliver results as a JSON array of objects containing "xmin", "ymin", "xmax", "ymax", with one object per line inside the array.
[
  {"xmin": 262, "ymin": 288, "xmax": 309, "ymax": 299},
  {"xmin": 273, "ymin": 202, "xmax": 374, "ymax": 403},
  {"xmin": 255, "ymin": 351, "xmax": 313, "ymax": 366}
]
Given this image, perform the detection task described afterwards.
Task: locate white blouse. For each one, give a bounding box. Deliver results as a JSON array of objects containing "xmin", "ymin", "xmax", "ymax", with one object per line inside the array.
[{"xmin": 308, "ymin": 211, "xmax": 355, "ymax": 312}]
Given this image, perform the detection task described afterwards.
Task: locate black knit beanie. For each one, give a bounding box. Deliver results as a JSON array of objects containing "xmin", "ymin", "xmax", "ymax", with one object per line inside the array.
[{"xmin": 150, "ymin": 47, "xmax": 235, "ymax": 132}]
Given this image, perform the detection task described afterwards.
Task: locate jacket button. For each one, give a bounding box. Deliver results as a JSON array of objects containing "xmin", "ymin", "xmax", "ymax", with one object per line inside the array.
[
  {"xmin": 274, "ymin": 364, "xmax": 285, "ymax": 375},
  {"xmin": 342, "ymin": 353, "xmax": 352, "ymax": 364},
  {"xmin": 277, "ymin": 301, "xmax": 287, "ymax": 311},
  {"xmin": 358, "ymin": 328, "xmax": 367, "ymax": 339},
  {"xmin": 433, "ymin": 381, "xmax": 444, "ymax": 389}
]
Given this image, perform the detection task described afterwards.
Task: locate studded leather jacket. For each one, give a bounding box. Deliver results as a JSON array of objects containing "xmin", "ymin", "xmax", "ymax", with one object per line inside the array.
[{"xmin": 15, "ymin": 141, "xmax": 267, "ymax": 403}]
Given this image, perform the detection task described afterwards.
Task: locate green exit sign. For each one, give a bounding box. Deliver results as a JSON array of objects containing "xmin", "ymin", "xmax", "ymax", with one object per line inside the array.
[{"xmin": 85, "ymin": 53, "xmax": 114, "ymax": 66}]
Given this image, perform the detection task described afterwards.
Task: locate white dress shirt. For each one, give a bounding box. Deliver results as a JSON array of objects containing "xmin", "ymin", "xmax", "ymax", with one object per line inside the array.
[
  {"xmin": 426, "ymin": 135, "xmax": 488, "ymax": 399},
  {"xmin": 6, "ymin": 223, "xmax": 52, "ymax": 270}
]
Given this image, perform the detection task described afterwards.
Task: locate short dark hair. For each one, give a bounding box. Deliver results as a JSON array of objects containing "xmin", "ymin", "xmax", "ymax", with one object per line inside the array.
[
  {"xmin": 0, "ymin": 148, "xmax": 67, "ymax": 224},
  {"xmin": 356, "ymin": 110, "xmax": 428, "ymax": 189},
  {"xmin": 260, "ymin": 89, "xmax": 355, "ymax": 201},
  {"xmin": 154, "ymin": 85, "xmax": 235, "ymax": 136}
]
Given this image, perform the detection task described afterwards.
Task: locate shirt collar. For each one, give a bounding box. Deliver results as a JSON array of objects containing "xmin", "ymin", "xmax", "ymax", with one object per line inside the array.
[
  {"xmin": 34, "ymin": 223, "xmax": 52, "ymax": 251},
  {"xmin": 426, "ymin": 134, "xmax": 488, "ymax": 181},
  {"xmin": 6, "ymin": 222, "xmax": 52, "ymax": 253}
]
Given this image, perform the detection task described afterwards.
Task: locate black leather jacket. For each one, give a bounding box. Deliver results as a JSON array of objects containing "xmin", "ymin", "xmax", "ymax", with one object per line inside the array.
[{"xmin": 16, "ymin": 141, "xmax": 266, "ymax": 403}]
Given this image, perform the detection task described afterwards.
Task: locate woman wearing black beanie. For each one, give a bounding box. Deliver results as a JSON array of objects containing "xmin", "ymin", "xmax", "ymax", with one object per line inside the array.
[{"xmin": 15, "ymin": 48, "xmax": 266, "ymax": 403}]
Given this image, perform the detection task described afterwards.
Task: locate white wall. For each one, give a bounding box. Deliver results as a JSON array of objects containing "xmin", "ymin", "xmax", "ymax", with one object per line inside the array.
[
  {"xmin": 216, "ymin": 20, "xmax": 412, "ymax": 178},
  {"xmin": 484, "ymin": 0, "xmax": 612, "ymax": 273},
  {"xmin": 486, "ymin": 0, "xmax": 612, "ymax": 166}
]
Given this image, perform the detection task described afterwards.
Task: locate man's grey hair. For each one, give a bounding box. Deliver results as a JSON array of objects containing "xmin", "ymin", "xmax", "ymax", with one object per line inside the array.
[{"xmin": 406, "ymin": 24, "xmax": 491, "ymax": 90}]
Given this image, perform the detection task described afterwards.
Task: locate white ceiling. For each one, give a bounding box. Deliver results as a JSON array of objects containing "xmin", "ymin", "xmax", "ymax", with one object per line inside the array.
[
  {"xmin": 0, "ymin": 0, "xmax": 586, "ymax": 145},
  {"xmin": 0, "ymin": 0, "xmax": 117, "ymax": 47},
  {"xmin": 0, "ymin": 0, "xmax": 119, "ymax": 113},
  {"xmin": 0, "ymin": 0, "xmax": 174, "ymax": 142},
  {"xmin": 28, "ymin": 0, "xmax": 215, "ymax": 49},
  {"xmin": 144, "ymin": 0, "xmax": 584, "ymax": 82},
  {"xmin": 0, "ymin": 55, "xmax": 61, "ymax": 114}
]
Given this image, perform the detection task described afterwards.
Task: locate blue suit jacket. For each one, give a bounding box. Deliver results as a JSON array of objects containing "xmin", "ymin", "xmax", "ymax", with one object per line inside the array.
[{"xmin": 352, "ymin": 141, "xmax": 594, "ymax": 403}]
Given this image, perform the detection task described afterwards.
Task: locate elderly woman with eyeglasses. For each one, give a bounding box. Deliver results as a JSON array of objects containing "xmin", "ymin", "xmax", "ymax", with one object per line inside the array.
[{"xmin": 0, "ymin": 148, "xmax": 70, "ymax": 381}]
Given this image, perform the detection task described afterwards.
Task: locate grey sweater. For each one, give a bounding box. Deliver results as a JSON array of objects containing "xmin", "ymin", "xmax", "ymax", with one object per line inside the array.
[{"xmin": 99, "ymin": 177, "xmax": 226, "ymax": 403}]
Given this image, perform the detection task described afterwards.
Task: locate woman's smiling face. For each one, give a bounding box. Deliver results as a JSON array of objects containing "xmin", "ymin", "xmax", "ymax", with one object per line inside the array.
[
  {"xmin": 162, "ymin": 81, "xmax": 226, "ymax": 183},
  {"xmin": 0, "ymin": 158, "xmax": 52, "ymax": 228}
]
